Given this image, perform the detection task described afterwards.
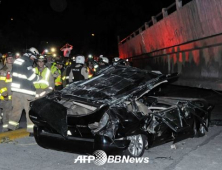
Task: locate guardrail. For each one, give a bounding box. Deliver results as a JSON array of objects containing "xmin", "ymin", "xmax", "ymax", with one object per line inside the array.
[{"xmin": 119, "ymin": 0, "xmax": 193, "ymax": 44}]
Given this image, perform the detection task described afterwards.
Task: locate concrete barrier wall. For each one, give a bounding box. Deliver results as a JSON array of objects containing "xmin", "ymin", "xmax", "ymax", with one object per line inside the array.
[{"xmin": 118, "ymin": 0, "xmax": 222, "ymax": 90}]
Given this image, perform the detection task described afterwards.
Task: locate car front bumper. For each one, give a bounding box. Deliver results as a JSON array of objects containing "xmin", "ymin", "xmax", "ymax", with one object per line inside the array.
[{"xmin": 34, "ymin": 126, "xmax": 130, "ymax": 155}]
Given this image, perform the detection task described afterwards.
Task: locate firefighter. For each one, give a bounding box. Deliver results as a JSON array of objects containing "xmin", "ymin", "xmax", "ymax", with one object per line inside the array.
[
  {"xmin": 99, "ymin": 56, "xmax": 110, "ymax": 70},
  {"xmin": 9, "ymin": 47, "xmax": 40, "ymax": 133},
  {"xmin": 112, "ymin": 57, "xmax": 120, "ymax": 66},
  {"xmin": 62, "ymin": 61, "xmax": 72, "ymax": 88},
  {"xmin": 61, "ymin": 56, "xmax": 74, "ymax": 87},
  {"xmin": 93, "ymin": 60, "xmax": 99, "ymax": 73},
  {"xmin": 87, "ymin": 61, "xmax": 95, "ymax": 79},
  {"xmin": 87, "ymin": 56, "xmax": 96, "ymax": 79},
  {"xmin": 65, "ymin": 57, "xmax": 72, "ymax": 67},
  {"xmin": 51, "ymin": 58, "xmax": 64, "ymax": 90},
  {"xmin": 34, "ymin": 55, "xmax": 54, "ymax": 98},
  {"xmin": 112, "ymin": 57, "xmax": 129, "ymax": 66},
  {"xmin": 0, "ymin": 52, "xmax": 14, "ymax": 132},
  {"xmin": 45, "ymin": 55, "xmax": 54, "ymax": 68},
  {"xmin": 69, "ymin": 55, "xmax": 88, "ymax": 83},
  {"xmin": 125, "ymin": 59, "xmax": 131, "ymax": 66}
]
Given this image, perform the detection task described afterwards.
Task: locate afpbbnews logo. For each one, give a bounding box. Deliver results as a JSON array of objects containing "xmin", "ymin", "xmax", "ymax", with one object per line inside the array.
[
  {"xmin": 105, "ymin": 155, "xmax": 149, "ymax": 164},
  {"xmin": 74, "ymin": 150, "xmax": 149, "ymax": 166}
]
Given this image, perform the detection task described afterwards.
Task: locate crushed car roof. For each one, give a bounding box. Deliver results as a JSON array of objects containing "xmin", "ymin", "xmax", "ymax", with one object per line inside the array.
[{"xmin": 58, "ymin": 65, "xmax": 178, "ymax": 105}]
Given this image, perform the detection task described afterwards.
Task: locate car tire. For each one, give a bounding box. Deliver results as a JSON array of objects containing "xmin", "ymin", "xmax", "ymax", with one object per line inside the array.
[{"xmin": 123, "ymin": 134, "xmax": 147, "ymax": 157}]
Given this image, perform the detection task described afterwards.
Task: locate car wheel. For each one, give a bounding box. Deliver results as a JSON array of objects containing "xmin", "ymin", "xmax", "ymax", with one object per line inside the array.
[{"xmin": 124, "ymin": 134, "xmax": 146, "ymax": 157}]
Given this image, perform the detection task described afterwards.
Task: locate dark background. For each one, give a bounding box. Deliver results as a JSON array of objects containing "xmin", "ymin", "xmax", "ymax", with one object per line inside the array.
[{"xmin": 0, "ymin": 0, "xmax": 175, "ymax": 57}]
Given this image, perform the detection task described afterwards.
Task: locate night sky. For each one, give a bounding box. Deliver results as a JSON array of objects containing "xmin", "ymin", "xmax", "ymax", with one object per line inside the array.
[{"xmin": 0, "ymin": 0, "xmax": 175, "ymax": 57}]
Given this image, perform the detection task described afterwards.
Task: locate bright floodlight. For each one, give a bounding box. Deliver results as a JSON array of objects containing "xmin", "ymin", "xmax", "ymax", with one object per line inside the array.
[
  {"xmin": 88, "ymin": 54, "xmax": 92, "ymax": 58},
  {"xmin": 51, "ymin": 48, "xmax": 56, "ymax": 52},
  {"xmin": 16, "ymin": 53, "xmax": 20, "ymax": 56},
  {"xmin": 45, "ymin": 49, "xmax": 48, "ymax": 53},
  {"xmin": 53, "ymin": 54, "xmax": 56, "ymax": 57}
]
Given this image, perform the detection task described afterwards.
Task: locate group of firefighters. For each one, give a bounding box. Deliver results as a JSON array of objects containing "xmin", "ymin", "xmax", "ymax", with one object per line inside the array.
[{"xmin": 0, "ymin": 47, "xmax": 115, "ymax": 135}]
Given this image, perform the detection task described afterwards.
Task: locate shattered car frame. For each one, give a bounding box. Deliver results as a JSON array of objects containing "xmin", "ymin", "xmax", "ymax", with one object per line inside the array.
[{"xmin": 29, "ymin": 63, "xmax": 213, "ymax": 157}]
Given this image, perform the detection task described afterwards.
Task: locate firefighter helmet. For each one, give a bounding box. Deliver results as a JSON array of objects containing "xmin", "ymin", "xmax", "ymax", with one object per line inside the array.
[
  {"xmin": 112, "ymin": 57, "xmax": 120, "ymax": 62},
  {"xmin": 56, "ymin": 59, "xmax": 64, "ymax": 65},
  {"xmin": 28, "ymin": 47, "xmax": 39, "ymax": 56},
  {"xmin": 102, "ymin": 57, "xmax": 109, "ymax": 64},
  {"xmin": 37, "ymin": 55, "xmax": 47, "ymax": 63},
  {"xmin": 75, "ymin": 55, "xmax": 85, "ymax": 64},
  {"xmin": 6, "ymin": 52, "xmax": 15, "ymax": 58}
]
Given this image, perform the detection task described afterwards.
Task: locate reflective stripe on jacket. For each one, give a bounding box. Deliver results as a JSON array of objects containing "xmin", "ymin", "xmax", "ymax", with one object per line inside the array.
[{"xmin": 11, "ymin": 55, "xmax": 39, "ymax": 96}]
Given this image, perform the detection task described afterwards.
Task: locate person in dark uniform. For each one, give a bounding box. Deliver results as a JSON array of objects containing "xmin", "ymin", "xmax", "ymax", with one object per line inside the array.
[{"xmin": 69, "ymin": 55, "xmax": 88, "ymax": 83}]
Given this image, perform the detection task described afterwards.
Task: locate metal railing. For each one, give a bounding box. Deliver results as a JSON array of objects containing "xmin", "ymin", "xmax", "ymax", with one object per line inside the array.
[{"xmin": 119, "ymin": 0, "xmax": 193, "ymax": 44}]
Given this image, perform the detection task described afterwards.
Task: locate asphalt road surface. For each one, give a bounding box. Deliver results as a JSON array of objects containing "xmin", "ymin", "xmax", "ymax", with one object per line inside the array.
[{"xmin": 0, "ymin": 126, "xmax": 221, "ymax": 170}]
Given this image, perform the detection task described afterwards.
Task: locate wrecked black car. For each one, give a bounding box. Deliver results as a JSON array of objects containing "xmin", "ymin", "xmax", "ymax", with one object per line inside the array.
[{"xmin": 29, "ymin": 63, "xmax": 213, "ymax": 157}]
